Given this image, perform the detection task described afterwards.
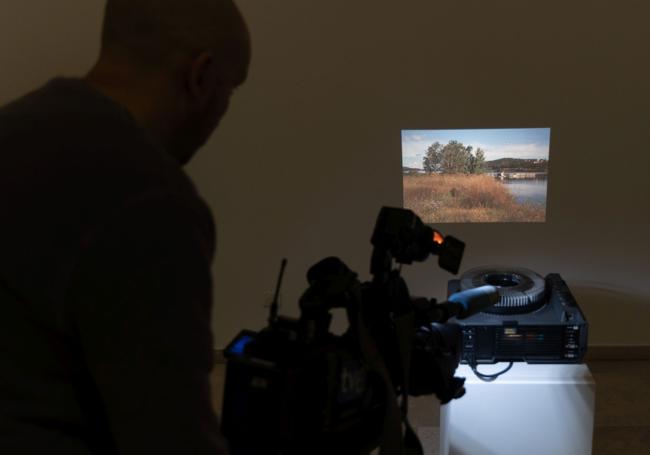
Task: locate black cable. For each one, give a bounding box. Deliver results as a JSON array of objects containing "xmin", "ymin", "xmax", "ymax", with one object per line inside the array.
[{"xmin": 468, "ymin": 358, "xmax": 514, "ymax": 382}]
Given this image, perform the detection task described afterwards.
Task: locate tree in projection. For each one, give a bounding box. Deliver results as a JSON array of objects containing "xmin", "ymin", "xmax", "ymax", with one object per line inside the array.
[
  {"xmin": 423, "ymin": 141, "xmax": 486, "ymax": 174},
  {"xmin": 467, "ymin": 147, "xmax": 486, "ymax": 174},
  {"xmin": 423, "ymin": 141, "xmax": 443, "ymax": 173}
]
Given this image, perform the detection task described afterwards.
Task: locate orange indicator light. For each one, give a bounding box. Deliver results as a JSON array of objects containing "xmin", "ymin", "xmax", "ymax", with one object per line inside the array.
[{"xmin": 433, "ymin": 231, "xmax": 444, "ymax": 245}]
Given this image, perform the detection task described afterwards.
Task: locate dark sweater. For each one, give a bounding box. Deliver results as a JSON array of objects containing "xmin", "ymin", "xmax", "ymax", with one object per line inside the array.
[{"xmin": 0, "ymin": 79, "xmax": 227, "ymax": 454}]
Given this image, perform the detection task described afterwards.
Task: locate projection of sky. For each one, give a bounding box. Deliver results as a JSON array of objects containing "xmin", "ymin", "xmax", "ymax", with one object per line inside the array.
[{"xmin": 402, "ymin": 128, "xmax": 550, "ymax": 169}]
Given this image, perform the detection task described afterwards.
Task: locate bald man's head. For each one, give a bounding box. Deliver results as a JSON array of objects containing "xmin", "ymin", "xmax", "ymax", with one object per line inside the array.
[
  {"xmin": 89, "ymin": 0, "xmax": 251, "ymax": 164},
  {"xmin": 101, "ymin": 0, "xmax": 250, "ymax": 82}
]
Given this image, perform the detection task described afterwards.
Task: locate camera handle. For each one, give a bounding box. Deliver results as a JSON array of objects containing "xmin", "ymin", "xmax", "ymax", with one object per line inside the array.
[
  {"xmin": 354, "ymin": 281, "xmax": 423, "ymax": 455},
  {"xmin": 367, "ymin": 248, "xmax": 426, "ymax": 454},
  {"xmin": 299, "ymin": 256, "xmax": 423, "ymax": 454}
]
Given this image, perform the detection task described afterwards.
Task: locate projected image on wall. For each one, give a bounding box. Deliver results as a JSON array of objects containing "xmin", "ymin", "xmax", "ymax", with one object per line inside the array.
[{"xmin": 402, "ymin": 128, "xmax": 551, "ymax": 223}]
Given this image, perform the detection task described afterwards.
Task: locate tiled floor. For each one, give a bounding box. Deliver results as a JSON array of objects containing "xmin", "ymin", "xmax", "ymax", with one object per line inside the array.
[{"xmin": 211, "ymin": 360, "xmax": 650, "ymax": 454}]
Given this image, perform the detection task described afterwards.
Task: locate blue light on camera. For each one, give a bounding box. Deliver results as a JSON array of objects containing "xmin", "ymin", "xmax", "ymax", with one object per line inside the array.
[{"xmin": 229, "ymin": 334, "xmax": 254, "ymax": 356}]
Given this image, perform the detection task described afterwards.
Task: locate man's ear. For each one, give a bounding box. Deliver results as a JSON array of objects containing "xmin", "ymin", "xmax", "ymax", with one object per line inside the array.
[{"xmin": 187, "ymin": 52, "xmax": 218, "ymax": 106}]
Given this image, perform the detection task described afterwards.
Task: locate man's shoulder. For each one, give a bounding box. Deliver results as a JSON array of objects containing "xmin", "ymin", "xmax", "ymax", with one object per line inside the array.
[
  {"xmin": 0, "ymin": 77, "xmax": 201, "ymax": 203},
  {"xmin": 1, "ymin": 78, "xmax": 157, "ymax": 162},
  {"xmin": 0, "ymin": 77, "xmax": 214, "ymax": 237},
  {"xmin": 0, "ymin": 78, "xmax": 215, "ymax": 306}
]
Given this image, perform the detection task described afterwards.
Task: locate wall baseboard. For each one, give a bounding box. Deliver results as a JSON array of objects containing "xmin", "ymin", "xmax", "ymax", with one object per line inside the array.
[{"xmin": 215, "ymin": 345, "xmax": 650, "ymax": 364}]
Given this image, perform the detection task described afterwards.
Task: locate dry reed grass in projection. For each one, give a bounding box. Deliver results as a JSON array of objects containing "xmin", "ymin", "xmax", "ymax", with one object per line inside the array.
[{"xmin": 402, "ymin": 128, "xmax": 551, "ymax": 223}]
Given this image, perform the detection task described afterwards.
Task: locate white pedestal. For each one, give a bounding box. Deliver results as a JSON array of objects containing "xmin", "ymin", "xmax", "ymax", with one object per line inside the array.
[{"xmin": 439, "ymin": 363, "xmax": 595, "ymax": 455}]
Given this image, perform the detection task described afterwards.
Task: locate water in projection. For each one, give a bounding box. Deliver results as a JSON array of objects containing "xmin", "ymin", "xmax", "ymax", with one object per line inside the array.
[{"xmin": 401, "ymin": 128, "xmax": 551, "ymax": 223}]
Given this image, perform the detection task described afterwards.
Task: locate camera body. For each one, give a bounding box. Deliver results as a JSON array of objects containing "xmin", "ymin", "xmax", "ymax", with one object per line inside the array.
[
  {"xmin": 221, "ymin": 207, "xmax": 487, "ymax": 454},
  {"xmin": 222, "ymin": 318, "xmax": 387, "ymax": 454}
]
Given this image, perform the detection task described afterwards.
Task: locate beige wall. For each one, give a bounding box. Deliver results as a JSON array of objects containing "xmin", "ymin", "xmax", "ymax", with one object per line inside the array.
[{"xmin": 1, "ymin": 0, "xmax": 648, "ymax": 348}]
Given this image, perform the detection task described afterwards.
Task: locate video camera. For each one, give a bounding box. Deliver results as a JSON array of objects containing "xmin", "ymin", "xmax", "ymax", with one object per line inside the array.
[{"xmin": 221, "ymin": 207, "xmax": 498, "ymax": 454}]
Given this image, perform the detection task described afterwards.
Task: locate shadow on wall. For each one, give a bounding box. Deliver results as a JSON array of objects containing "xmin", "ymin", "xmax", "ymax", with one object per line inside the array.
[{"xmin": 570, "ymin": 282, "xmax": 650, "ymax": 346}]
